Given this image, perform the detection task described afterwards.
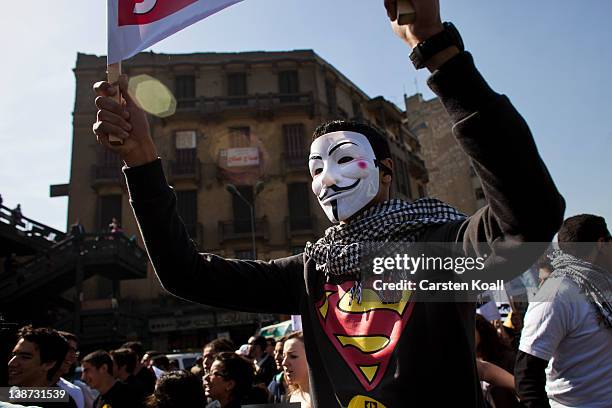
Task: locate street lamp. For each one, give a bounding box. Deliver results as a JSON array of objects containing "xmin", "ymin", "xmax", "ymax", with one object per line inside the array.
[{"xmin": 226, "ymin": 181, "xmax": 264, "ymax": 259}]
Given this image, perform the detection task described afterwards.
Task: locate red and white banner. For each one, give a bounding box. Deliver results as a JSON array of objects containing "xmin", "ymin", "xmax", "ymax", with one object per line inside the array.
[{"xmin": 108, "ymin": 0, "xmax": 243, "ymax": 64}]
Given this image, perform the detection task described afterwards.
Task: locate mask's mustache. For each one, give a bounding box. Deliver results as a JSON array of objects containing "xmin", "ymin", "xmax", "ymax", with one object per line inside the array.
[{"xmin": 319, "ymin": 179, "xmax": 360, "ymax": 200}]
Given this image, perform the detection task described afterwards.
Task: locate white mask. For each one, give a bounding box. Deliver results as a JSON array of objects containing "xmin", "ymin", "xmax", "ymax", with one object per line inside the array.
[{"xmin": 309, "ymin": 131, "xmax": 380, "ymax": 223}]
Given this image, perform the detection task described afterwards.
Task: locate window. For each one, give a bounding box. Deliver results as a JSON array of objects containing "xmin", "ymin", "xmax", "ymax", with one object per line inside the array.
[
  {"xmin": 176, "ymin": 190, "xmax": 198, "ymax": 239},
  {"xmin": 232, "ymin": 185, "xmax": 253, "ymax": 233},
  {"xmin": 98, "ymin": 194, "xmax": 122, "ymax": 232},
  {"xmin": 229, "ymin": 127, "xmax": 250, "ymax": 148},
  {"xmin": 393, "ymin": 156, "xmax": 411, "ymax": 198},
  {"xmin": 227, "ymin": 73, "xmax": 247, "ymax": 105},
  {"xmin": 288, "ymin": 183, "xmax": 311, "ymax": 231},
  {"xmin": 175, "ymin": 130, "xmax": 197, "ymax": 149},
  {"xmin": 279, "ymin": 70, "xmax": 299, "ymax": 102},
  {"xmin": 283, "ymin": 124, "xmax": 306, "ymax": 161},
  {"xmin": 352, "ymin": 101, "xmax": 363, "ymax": 120},
  {"xmin": 325, "ymin": 79, "xmax": 337, "ymax": 115},
  {"xmin": 175, "ymin": 131, "xmax": 197, "ymax": 169},
  {"xmin": 100, "ymin": 148, "xmax": 121, "ymax": 168},
  {"xmin": 175, "ymin": 75, "xmax": 196, "ymax": 108}
]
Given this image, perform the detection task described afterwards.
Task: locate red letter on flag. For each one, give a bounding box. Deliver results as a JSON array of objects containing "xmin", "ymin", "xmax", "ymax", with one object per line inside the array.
[{"xmin": 118, "ymin": 0, "xmax": 198, "ymax": 26}]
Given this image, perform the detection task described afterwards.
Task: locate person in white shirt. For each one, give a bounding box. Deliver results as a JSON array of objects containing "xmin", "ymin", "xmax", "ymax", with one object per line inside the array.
[
  {"xmin": 54, "ymin": 332, "xmax": 85, "ymax": 408},
  {"xmin": 516, "ymin": 214, "xmax": 612, "ymax": 408}
]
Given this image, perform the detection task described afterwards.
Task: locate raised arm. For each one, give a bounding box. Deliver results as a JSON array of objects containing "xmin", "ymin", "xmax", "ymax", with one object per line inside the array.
[
  {"xmin": 386, "ymin": 0, "xmax": 565, "ymax": 270},
  {"xmin": 92, "ymin": 77, "xmax": 304, "ymax": 315}
]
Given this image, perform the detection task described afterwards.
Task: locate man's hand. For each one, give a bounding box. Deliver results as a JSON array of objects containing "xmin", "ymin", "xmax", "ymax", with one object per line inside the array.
[
  {"xmin": 385, "ymin": 0, "xmax": 460, "ymax": 71},
  {"xmin": 93, "ymin": 75, "xmax": 158, "ymax": 167},
  {"xmin": 384, "ymin": 0, "xmax": 444, "ymax": 48}
]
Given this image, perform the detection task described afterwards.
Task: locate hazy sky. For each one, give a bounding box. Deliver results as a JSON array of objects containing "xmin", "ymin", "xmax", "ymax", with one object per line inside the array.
[{"xmin": 0, "ymin": 0, "xmax": 610, "ymax": 231}]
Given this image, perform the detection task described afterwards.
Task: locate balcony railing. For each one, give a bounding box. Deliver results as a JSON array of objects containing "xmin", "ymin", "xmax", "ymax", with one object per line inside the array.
[
  {"xmin": 0, "ymin": 233, "xmax": 148, "ymax": 304},
  {"xmin": 168, "ymin": 158, "xmax": 201, "ymax": 183},
  {"xmin": 175, "ymin": 92, "xmax": 314, "ymax": 118},
  {"xmin": 91, "ymin": 164, "xmax": 123, "ymax": 188},
  {"xmin": 218, "ymin": 218, "xmax": 268, "ymax": 243}
]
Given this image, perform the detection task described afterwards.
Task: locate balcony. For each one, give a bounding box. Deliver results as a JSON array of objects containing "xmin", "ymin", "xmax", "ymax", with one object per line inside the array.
[
  {"xmin": 0, "ymin": 205, "xmax": 65, "ymax": 256},
  {"xmin": 168, "ymin": 158, "xmax": 201, "ymax": 184},
  {"xmin": 91, "ymin": 164, "xmax": 123, "ymax": 188},
  {"xmin": 174, "ymin": 92, "xmax": 315, "ymax": 120},
  {"xmin": 0, "ymin": 233, "xmax": 148, "ymax": 305},
  {"xmin": 218, "ymin": 218, "xmax": 268, "ymax": 243}
]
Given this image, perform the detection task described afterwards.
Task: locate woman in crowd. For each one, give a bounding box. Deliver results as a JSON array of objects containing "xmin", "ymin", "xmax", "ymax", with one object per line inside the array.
[
  {"xmin": 204, "ymin": 352, "xmax": 267, "ymax": 408},
  {"xmin": 145, "ymin": 370, "xmax": 207, "ymax": 408},
  {"xmin": 475, "ymin": 314, "xmax": 519, "ymax": 408},
  {"xmin": 282, "ymin": 332, "xmax": 311, "ymax": 408}
]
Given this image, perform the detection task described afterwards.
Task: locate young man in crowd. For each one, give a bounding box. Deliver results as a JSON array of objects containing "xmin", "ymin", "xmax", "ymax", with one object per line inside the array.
[
  {"xmin": 121, "ymin": 341, "xmax": 156, "ymax": 396},
  {"xmin": 247, "ymin": 335, "xmax": 276, "ymax": 386},
  {"xmin": 92, "ymin": 0, "xmax": 565, "ymax": 405},
  {"xmin": 516, "ymin": 214, "xmax": 612, "ymax": 408},
  {"xmin": 202, "ymin": 338, "xmax": 235, "ymax": 375},
  {"xmin": 110, "ymin": 348, "xmax": 147, "ymax": 402},
  {"xmin": 51, "ymin": 332, "xmax": 85, "ymax": 408},
  {"xmin": 81, "ymin": 350, "xmax": 143, "ymax": 408},
  {"xmin": 8, "ymin": 326, "xmax": 77, "ymax": 408}
]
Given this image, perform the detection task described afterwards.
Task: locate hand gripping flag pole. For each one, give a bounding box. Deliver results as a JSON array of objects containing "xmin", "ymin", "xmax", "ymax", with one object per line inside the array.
[
  {"xmin": 106, "ymin": 0, "xmax": 245, "ymax": 145},
  {"xmin": 106, "ymin": 61, "xmax": 123, "ymax": 146}
]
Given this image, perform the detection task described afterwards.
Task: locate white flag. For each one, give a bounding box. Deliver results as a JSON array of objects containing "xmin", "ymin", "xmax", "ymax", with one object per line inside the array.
[{"xmin": 108, "ymin": 0, "xmax": 243, "ymax": 64}]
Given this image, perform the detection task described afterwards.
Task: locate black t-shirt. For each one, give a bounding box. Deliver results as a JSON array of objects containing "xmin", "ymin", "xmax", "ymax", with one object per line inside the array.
[
  {"xmin": 94, "ymin": 381, "xmax": 143, "ymax": 408},
  {"xmin": 125, "ymin": 374, "xmax": 147, "ymax": 402},
  {"xmin": 254, "ymin": 353, "xmax": 276, "ymax": 386},
  {"xmin": 134, "ymin": 366, "xmax": 156, "ymax": 396}
]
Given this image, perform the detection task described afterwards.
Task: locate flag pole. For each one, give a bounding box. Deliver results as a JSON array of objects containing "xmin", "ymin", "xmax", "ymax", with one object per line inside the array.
[
  {"xmin": 106, "ymin": 61, "xmax": 124, "ymax": 146},
  {"xmin": 397, "ymin": 0, "xmax": 416, "ymax": 25}
]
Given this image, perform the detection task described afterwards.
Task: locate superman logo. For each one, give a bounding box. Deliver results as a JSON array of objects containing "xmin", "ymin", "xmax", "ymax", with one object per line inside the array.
[{"xmin": 316, "ymin": 281, "xmax": 414, "ymax": 391}]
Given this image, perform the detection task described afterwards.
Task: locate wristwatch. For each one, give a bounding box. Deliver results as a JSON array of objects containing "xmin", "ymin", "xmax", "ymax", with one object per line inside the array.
[{"xmin": 409, "ymin": 22, "xmax": 464, "ymax": 69}]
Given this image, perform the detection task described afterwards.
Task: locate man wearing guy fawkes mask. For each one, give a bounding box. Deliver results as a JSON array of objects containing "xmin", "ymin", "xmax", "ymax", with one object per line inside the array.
[{"xmin": 92, "ymin": 1, "xmax": 566, "ymax": 406}]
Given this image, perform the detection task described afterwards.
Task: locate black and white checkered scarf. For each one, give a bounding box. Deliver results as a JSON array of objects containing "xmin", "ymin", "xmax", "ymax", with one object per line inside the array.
[
  {"xmin": 305, "ymin": 198, "xmax": 466, "ymax": 301},
  {"xmin": 550, "ymin": 250, "xmax": 612, "ymax": 329}
]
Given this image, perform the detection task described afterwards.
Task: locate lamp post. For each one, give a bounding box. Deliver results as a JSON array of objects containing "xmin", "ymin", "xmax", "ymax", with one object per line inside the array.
[{"xmin": 226, "ymin": 181, "xmax": 264, "ymax": 259}]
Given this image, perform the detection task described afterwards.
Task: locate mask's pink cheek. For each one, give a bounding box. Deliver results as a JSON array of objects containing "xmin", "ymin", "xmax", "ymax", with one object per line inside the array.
[{"xmin": 357, "ymin": 161, "xmax": 368, "ymax": 169}]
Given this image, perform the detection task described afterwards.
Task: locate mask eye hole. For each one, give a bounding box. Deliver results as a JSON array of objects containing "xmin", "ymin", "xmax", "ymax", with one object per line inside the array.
[
  {"xmin": 338, "ymin": 156, "xmax": 353, "ymax": 164},
  {"xmin": 313, "ymin": 168, "xmax": 323, "ymax": 175}
]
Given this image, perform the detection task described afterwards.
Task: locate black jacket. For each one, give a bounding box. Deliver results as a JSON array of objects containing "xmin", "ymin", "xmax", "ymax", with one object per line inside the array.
[{"xmin": 124, "ymin": 52, "xmax": 564, "ymax": 407}]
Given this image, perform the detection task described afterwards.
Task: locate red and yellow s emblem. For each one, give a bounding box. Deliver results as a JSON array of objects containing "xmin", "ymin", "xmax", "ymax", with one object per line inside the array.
[{"xmin": 316, "ymin": 282, "xmax": 414, "ymax": 391}]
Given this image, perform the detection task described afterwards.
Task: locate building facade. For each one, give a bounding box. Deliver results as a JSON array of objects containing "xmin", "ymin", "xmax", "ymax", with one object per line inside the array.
[
  {"xmin": 63, "ymin": 50, "xmax": 428, "ymax": 350},
  {"xmin": 405, "ymin": 93, "xmax": 485, "ymax": 215}
]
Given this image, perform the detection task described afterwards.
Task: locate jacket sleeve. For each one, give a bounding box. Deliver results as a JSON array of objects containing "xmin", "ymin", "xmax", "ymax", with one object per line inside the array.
[
  {"xmin": 425, "ymin": 52, "xmax": 565, "ymax": 274},
  {"xmin": 124, "ymin": 159, "xmax": 304, "ymax": 315},
  {"xmin": 514, "ymin": 351, "xmax": 551, "ymax": 408}
]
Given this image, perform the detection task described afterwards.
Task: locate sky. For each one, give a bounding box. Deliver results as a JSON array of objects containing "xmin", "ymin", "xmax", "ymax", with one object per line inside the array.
[{"xmin": 0, "ymin": 0, "xmax": 610, "ymax": 232}]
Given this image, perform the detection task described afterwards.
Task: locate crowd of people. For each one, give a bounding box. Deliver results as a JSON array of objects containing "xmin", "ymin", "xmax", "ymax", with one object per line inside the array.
[
  {"xmin": 5, "ymin": 327, "xmax": 314, "ymax": 408},
  {"xmin": 3, "ymin": 0, "xmax": 611, "ymax": 406}
]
